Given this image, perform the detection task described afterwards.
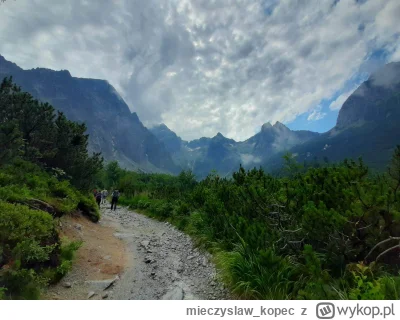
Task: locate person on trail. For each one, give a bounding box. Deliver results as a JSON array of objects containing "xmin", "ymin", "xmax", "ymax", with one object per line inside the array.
[
  {"xmin": 93, "ymin": 189, "xmax": 97, "ymax": 198},
  {"xmin": 110, "ymin": 189, "xmax": 120, "ymax": 211},
  {"xmin": 101, "ymin": 189, "xmax": 108, "ymax": 204},
  {"xmin": 95, "ymin": 191, "xmax": 102, "ymax": 208}
]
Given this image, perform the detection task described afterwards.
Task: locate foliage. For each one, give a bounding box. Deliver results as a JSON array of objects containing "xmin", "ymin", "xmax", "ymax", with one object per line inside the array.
[
  {"xmin": 77, "ymin": 193, "xmax": 100, "ymax": 222},
  {"xmin": 0, "ymin": 159, "xmax": 99, "ymax": 220},
  {"xmin": 111, "ymin": 147, "xmax": 400, "ymax": 299},
  {"xmin": 0, "ymin": 201, "xmax": 56, "ymax": 299},
  {"xmin": 0, "ymin": 77, "xmax": 103, "ymax": 190},
  {"xmin": 0, "ymin": 199, "xmax": 84, "ymax": 299},
  {"xmin": 0, "ymin": 78, "xmax": 102, "ymax": 298}
]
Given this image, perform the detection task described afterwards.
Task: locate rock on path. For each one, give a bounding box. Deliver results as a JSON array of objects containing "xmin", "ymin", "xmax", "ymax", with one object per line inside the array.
[{"xmin": 103, "ymin": 206, "xmax": 229, "ymax": 300}]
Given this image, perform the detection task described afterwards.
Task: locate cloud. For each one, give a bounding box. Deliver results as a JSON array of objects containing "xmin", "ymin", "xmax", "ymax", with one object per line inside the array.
[
  {"xmin": 240, "ymin": 153, "xmax": 262, "ymax": 166},
  {"xmin": 329, "ymin": 87, "xmax": 359, "ymax": 110},
  {"xmin": 1, "ymin": 0, "xmax": 400, "ymax": 141},
  {"xmin": 307, "ymin": 106, "xmax": 327, "ymax": 121}
]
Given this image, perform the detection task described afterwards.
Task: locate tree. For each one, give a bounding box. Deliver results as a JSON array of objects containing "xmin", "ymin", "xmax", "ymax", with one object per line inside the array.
[
  {"xmin": 0, "ymin": 77, "xmax": 55, "ymax": 161},
  {"xmin": 0, "ymin": 77, "xmax": 103, "ymax": 189},
  {"xmin": 388, "ymin": 145, "xmax": 400, "ymax": 201},
  {"xmin": 0, "ymin": 121, "xmax": 22, "ymax": 164},
  {"xmin": 105, "ymin": 161, "xmax": 122, "ymax": 189}
]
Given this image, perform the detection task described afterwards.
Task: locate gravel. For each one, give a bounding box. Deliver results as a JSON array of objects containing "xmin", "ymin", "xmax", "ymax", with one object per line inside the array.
[{"xmin": 104, "ymin": 206, "xmax": 230, "ymax": 300}]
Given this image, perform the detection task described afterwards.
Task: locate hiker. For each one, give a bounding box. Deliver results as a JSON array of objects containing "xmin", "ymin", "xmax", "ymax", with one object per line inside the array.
[
  {"xmin": 101, "ymin": 189, "xmax": 108, "ymax": 204},
  {"xmin": 110, "ymin": 189, "xmax": 120, "ymax": 211},
  {"xmin": 95, "ymin": 191, "xmax": 102, "ymax": 208},
  {"xmin": 93, "ymin": 189, "xmax": 97, "ymax": 198}
]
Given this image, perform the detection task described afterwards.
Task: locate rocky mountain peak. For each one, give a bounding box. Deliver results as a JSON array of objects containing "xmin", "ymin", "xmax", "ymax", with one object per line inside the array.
[
  {"xmin": 261, "ymin": 122, "xmax": 272, "ymax": 131},
  {"xmin": 0, "ymin": 54, "xmax": 22, "ymax": 73},
  {"xmin": 273, "ymin": 121, "xmax": 286, "ymax": 129},
  {"xmin": 336, "ymin": 61, "xmax": 400, "ymax": 128}
]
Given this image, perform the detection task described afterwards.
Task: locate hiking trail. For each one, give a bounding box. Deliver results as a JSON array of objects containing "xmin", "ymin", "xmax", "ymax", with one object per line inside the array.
[{"xmin": 45, "ymin": 204, "xmax": 230, "ymax": 300}]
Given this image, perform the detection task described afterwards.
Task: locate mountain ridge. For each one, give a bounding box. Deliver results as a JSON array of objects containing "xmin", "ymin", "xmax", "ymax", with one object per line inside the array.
[
  {"xmin": 0, "ymin": 54, "xmax": 179, "ymax": 174},
  {"xmin": 263, "ymin": 60, "xmax": 400, "ymax": 172},
  {"xmin": 151, "ymin": 61, "xmax": 400, "ymax": 176},
  {"xmin": 151, "ymin": 120, "xmax": 319, "ymax": 178},
  {"xmin": 3, "ymin": 53, "xmax": 399, "ymax": 177}
]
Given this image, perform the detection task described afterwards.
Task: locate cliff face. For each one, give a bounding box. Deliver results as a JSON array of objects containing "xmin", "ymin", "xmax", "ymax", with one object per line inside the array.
[
  {"xmin": 0, "ymin": 55, "xmax": 179, "ymax": 173},
  {"xmin": 336, "ymin": 62, "xmax": 400, "ymax": 129},
  {"xmin": 264, "ymin": 61, "xmax": 400, "ymax": 172}
]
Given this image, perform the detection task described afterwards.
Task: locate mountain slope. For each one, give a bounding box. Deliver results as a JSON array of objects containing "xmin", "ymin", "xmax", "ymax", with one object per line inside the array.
[
  {"xmin": 241, "ymin": 121, "xmax": 318, "ymax": 159},
  {"xmin": 151, "ymin": 122, "xmax": 319, "ymax": 178},
  {"xmin": 265, "ymin": 61, "xmax": 400, "ymax": 172},
  {"xmin": 337, "ymin": 62, "xmax": 400, "ymax": 128},
  {"xmin": 0, "ymin": 55, "xmax": 179, "ymax": 173}
]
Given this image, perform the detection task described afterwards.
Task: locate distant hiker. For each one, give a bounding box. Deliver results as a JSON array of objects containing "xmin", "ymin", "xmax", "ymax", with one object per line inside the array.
[
  {"xmin": 93, "ymin": 189, "xmax": 97, "ymax": 198},
  {"xmin": 110, "ymin": 189, "xmax": 120, "ymax": 211},
  {"xmin": 95, "ymin": 191, "xmax": 102, "ymax": 208},
  {"xmin": 101, "ymin": 189, "xmax": 108, "ymax": 204}
]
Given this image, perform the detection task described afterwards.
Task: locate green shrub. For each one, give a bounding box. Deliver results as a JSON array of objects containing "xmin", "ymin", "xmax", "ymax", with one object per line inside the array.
[
  {"xmin": 378, "ymin": 275, "xmax": 400, "ymax": 300},
  {"xmin": 0, "ymin": 201, "xmax": 83, "ymax": 299},
  {"xmin": 174, "ymin": 200, "xmax": 191, "ymax": 216},
  {"xmin": 0, "ymin": 161, "xmax": 94, "ymax": 217},
  {"xmin": 1, "ymin": 268, "xmax": 47, "ymax": 300},
  {"xmin": 0, "ymin": 287, "xmax": 6, "ymax": 299},
  {"xmin": 51, "ymin": 239, "xmax": 82, "ymax": 282},
  {"xmin": 119, "ymin": 194, "xmax": 149, "ymax": 209},
  {"xmin": 0, "ymin": 201, "xmax": 56, "ymax": 246},
  {"xmin": 216, "ymin": 244, "xmax": 298, "ymax": 299},
  {"xmin": 0, "ymin": 201, "xmax": 59, "ymax": 299},
  {"xmin": 0, "ymin": 81, "xmax": 102, "ymax": 299},
  {"xmin": 77, "ymin": 194, "xmax": 100, "ymax": 222},
  {"xmin": 104, "ymin": 147, "xmax": 400, "ymax": 300},
  {"xmin": 60, "ymin": 238, "xmax": 82, "ymax": 261},
  {"xmin": 346, "ymin": 264, "xmax": 387, "ymax": 300}
]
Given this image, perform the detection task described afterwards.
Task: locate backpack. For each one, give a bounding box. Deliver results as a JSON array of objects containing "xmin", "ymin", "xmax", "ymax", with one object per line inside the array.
[
  {"xmin": 96, "ymin": 192, "xmax": 102, "ymax": 200},
  {"xmin": 112, "ymin": 190, "xmax": 120, "ymax": 198}
]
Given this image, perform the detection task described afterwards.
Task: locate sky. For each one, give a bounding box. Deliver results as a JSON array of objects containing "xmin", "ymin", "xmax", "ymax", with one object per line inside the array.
[{"xmin": 0, "ymin": 0, "xmax": 400, "ymax": 141}]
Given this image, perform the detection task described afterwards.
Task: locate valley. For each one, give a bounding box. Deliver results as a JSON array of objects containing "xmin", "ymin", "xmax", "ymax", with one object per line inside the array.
[{"xmin": 1, "ymin": 54, "xmax": 399, "ymax": 178}]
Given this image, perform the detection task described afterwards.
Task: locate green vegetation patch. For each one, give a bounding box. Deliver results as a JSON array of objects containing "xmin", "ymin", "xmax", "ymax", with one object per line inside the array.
[
  {"xmin": 0, "ymin": 78, "xmax": 103, "ymax": 299},
  {"xmin": 102, "ymin": 147, "xmax": 400, "ymax": 300}
]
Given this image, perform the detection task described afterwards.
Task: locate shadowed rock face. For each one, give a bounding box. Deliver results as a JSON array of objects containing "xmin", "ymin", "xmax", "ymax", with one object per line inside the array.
[
  {"xmin": 337, "ymin": 62, "xmax": 400, "ymax": 129},
  {"xmin": 0, "ymin": 55, "xmax": 179, "ymax": 174},
  {"xmin": 150, "ymin": 123, "xmax": 183, "ymax": 154},
  {"xmin": 264, "ymin": 61, "xmax": 400, "ymax": 172}
]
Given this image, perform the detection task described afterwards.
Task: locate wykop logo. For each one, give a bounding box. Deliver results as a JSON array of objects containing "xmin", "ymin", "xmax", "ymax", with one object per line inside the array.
[{"xmin": 316, "ymin": 303, "xmax": 335, "ymax": 319}]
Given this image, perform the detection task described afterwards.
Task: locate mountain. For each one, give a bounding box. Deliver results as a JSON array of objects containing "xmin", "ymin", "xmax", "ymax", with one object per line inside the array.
[
  {"xmin": 151, "ymin": 122, "xmax": 318, "ymax": 178},
  {"xmin": 337, "ymin": 62, "xmax": 400, "ymax": 128},
  {"xmin": 152, "ymin": 61, "xmax": 400, "ymax": 177},
  {"xmin": 149, "ymin": 123, "xmax": 184, "ymax": 154},
  {"xmin": 265, "ymin": 61, "xmax": 400, "ymax": 172},
  {"xmin": 0, "ymin": 55, "xmax": 179, "ymax": 173},
  {"xmin": 242, "ymin": 121, "xmax": 318, "ymax": 158},
  {"xmin": 4, "ymin": 54, "xmax": 397, "ymax": 177}
]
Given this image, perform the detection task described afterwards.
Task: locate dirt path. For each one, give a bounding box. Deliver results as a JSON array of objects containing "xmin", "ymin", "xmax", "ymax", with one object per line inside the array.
[{"xmin": 45, "ymin": 204, "xmax": 229, "ymax": 300}]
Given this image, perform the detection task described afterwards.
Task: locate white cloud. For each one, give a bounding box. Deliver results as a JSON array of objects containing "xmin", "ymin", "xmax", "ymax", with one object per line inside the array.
[
  {"xmin": 1, "ymin": 0, "xmax": 400, "ymax": 141},
  {"xmin": 307, "ymin": 106, "xmax": 327, "ymax": 121},
  {"xmin": 329, "ymin": 87, "xmax": 358, "ymax": 110},
  {"xmin": 240, "ymin": 153, "xmax": 262, "ymax": 166}
]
